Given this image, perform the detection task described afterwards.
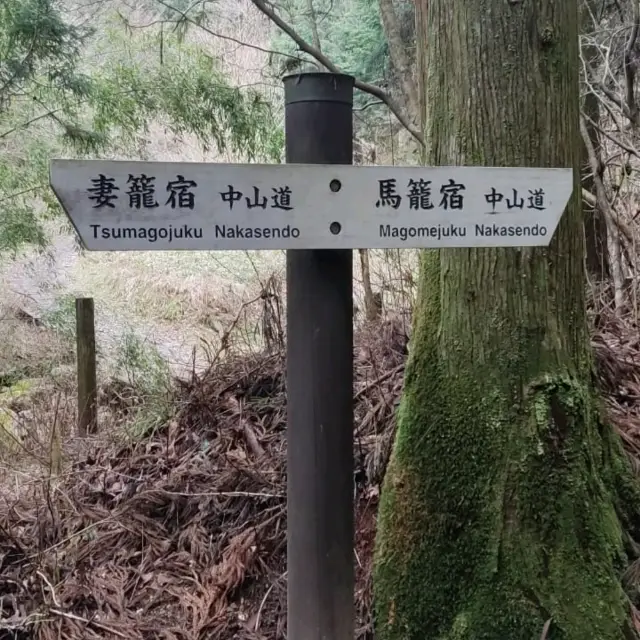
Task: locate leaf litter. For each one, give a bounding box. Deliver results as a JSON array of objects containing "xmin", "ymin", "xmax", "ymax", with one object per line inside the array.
[{"xmin": 0, "ymin": 305, "xmax": 638, "ymax": 640}]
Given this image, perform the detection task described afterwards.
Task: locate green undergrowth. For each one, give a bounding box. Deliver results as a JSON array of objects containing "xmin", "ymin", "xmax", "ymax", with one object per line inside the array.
[
  {"xmin": 0, "ymin": 369, "xmax": 30, "ymax": 389},
  {"xmin": 40, "ymin": 294, "xmax": 78, "ymax": 341},
  {"xmin": 121, "ymin": 393, "xmax": 173, "ymax": 442},
  {"xmin": 0, "ymin": 305, "xmax": 175, "ymax": 452},
  {"xmin": 112, "ymin": 330, "xmax": 174, "ymax": 442},
  {"xmin": 0, "ymin": 378, "xmax": 36, "ymax": 451}
]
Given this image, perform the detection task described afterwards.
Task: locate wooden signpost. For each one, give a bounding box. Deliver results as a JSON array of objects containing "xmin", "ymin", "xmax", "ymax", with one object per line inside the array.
[
  {"xmin": 50, "ymin": 161, "xmax": 572, "ymax": 251},
  {"xmin": 49, "ymin": 72, "xmax": 575, "ymax": 640}
]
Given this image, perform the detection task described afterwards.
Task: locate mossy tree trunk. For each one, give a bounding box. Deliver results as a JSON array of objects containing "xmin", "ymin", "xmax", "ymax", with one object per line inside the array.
[{"xmin": 373, "ymin": 1, "xmax": 640, "ymax": 639}]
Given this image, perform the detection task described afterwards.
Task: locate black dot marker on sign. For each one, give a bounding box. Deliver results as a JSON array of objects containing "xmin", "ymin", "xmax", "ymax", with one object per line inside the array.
[
  {"xmin": 329, "ymin": 179, "xmax": 341, "ymax": 192},
  {"xmin": 330, "ymin": 222, "xmax": 342, "ymax": 235}
]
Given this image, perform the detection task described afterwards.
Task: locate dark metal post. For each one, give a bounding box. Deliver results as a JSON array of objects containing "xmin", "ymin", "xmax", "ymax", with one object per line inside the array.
[{"xmin": 283, "ymin": 72, "xmax": 355, "ymax": 640}]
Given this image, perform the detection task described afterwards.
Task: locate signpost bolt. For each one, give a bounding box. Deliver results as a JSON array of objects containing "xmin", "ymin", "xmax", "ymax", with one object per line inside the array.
[
  {"xmin": 330, "ymin": 222, "xmax": 342, "ymax": 235},
  {"xmin": 330, "ymin": 179, "xmax": 342, "ymax": 192}
]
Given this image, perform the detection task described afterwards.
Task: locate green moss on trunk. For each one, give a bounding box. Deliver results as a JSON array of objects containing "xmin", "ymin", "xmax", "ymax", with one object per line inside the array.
[
  {"xmin": 373, "ymin": 0, "xmax": 640, "ymax": 638},
  {"xmin": 375, "ymin": 309, "xmax": 630, "ymax": 637},
  {"xmin": 374, "ymin": 252, "xmax": 639, "ymax": 639}
]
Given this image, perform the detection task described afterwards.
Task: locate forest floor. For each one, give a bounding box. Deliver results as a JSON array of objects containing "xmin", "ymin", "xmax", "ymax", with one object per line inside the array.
[{"xmin": 0, "ymin": 288, "xmax": 638, "ymax": 639}]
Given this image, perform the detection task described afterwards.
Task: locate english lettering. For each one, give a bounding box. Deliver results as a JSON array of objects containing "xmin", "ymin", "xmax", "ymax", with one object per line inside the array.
[
  {"xmin": 91, "ymin": 224, "xmax": 202, "ymax": 243},
  {"xmin": 474, "ymin": 224, "xmax": 548, "ymax": 237},
  {"xmin": 214, "ymin": 225, "xmax": 301, "ymax": 239},
  {"xmin": 379, "ymin": 224, "xmax": 466, "ymax": 241}
]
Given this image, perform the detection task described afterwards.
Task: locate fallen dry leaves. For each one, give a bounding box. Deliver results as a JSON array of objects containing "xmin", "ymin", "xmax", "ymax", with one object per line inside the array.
[
  {"xmin": 0, "ymin": 317, "xmax": 407, "ymax": 640},
  {"xmin": 0, "ymin": 303, "xmax": 638, "ymax": 639}
]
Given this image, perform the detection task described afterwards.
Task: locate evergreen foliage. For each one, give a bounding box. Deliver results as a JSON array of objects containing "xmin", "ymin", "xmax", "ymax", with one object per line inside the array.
[
  {"xmin": 0, "ymin": 0, "xmax": 283, "ymax": 255},
  {"xmin": 271, "ymin": 0, "xmax": 389, "ymax": 86},
  {"xmin": 269, "ymin": 0, "xmax": 415, "ymax": 144}
]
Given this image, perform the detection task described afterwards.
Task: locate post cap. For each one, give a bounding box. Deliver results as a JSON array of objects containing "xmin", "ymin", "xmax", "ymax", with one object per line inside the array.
[{"xmin": 283, "ymin": 72, "xmax": 355, "ymax": 106}]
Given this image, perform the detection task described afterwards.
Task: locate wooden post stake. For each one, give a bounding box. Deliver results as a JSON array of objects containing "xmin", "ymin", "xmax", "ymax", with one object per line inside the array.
[{"xmin": 76, "ymin": 297, "xmax": 97, "ymax": 435}]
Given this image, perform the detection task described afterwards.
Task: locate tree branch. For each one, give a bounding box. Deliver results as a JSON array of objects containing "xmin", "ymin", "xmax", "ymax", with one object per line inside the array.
[
  {"xmin": 152, "ymin": 0, "xmax": 307, "ymax": 64},
  {"xmin": 582, "ymin": 187, "xmax": 597, "ymax": 207},
  {"xmin": 355, "ymin": 100, "xmax": 384, "ymax": 112},
  {"xmin": 594, "ymin": 79, "xmax": 630, "ymax": 119},
  {"xmin": 247, "ymin": 0, "xmax": 425, "ymax": 147},
  {"xmin": 585, "ymin": 52, "xmax": 632, "ymax": 121},
  {"xmin": 304, "ymin": 0, "xmax": 324, "ymax": 58},
  {"xmin": 0, "ymin": 184, "xmax": 45, "ymax": 203},
  {"xmin": 0, "ymin": 108, "xmax": 63, "ymax": 139},
  {"xmin": 579, "ymin": 115, "xmax": 625, "ymax": 311},
  {"xmin": 0, "ymin": 31, "xmax": 38, "ymax": 106},
  {"xmin": 624, "ymin": 0, "xmax": 640, "ymax": 125},
  {"xmin": 591, "ymin": 85, "xmax": 626, "ymax": 133},
  {"xmin": 582, "ymin": 112, "xmax": 640, "ymax": 160}
]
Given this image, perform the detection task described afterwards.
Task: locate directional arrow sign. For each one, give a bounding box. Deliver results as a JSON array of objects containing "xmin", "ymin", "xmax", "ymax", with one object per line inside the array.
[{"xmin": 50, "ymin": 160, "xmax": 574, "ymax": 251}]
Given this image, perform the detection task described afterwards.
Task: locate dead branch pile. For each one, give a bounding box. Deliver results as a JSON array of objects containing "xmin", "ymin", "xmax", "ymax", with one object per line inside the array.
[
  {"xmin": 0, "ymin": 308, "xmax": 638, "ymax": 640},
  {"xmin": 591, "ymin": 306, "xmax": 640, "ymax": 466},
  {"xmin": 0, "ymin": 317, "xmax": 407, "ymax": 640}
]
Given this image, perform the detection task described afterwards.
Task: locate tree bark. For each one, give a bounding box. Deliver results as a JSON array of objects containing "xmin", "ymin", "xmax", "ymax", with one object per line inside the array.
[
  {"xmin": 378, "ymin": 0, "xmax": 419, "ymax": 125},
  {"xmin": 373, "ymin": 1, "xmax": 640, "ymax": 638}
]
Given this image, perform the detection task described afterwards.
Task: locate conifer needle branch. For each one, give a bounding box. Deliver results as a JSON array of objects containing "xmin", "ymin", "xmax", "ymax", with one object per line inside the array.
[{"xmin": 248, "ymin": 0, "xmax": 425, "ymax": 147}]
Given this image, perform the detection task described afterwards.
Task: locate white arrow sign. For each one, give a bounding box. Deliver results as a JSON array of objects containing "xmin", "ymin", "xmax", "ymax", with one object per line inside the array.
[{"xmin": 49, "ymin": 160, "xmax": 574, "ymax": 251}]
